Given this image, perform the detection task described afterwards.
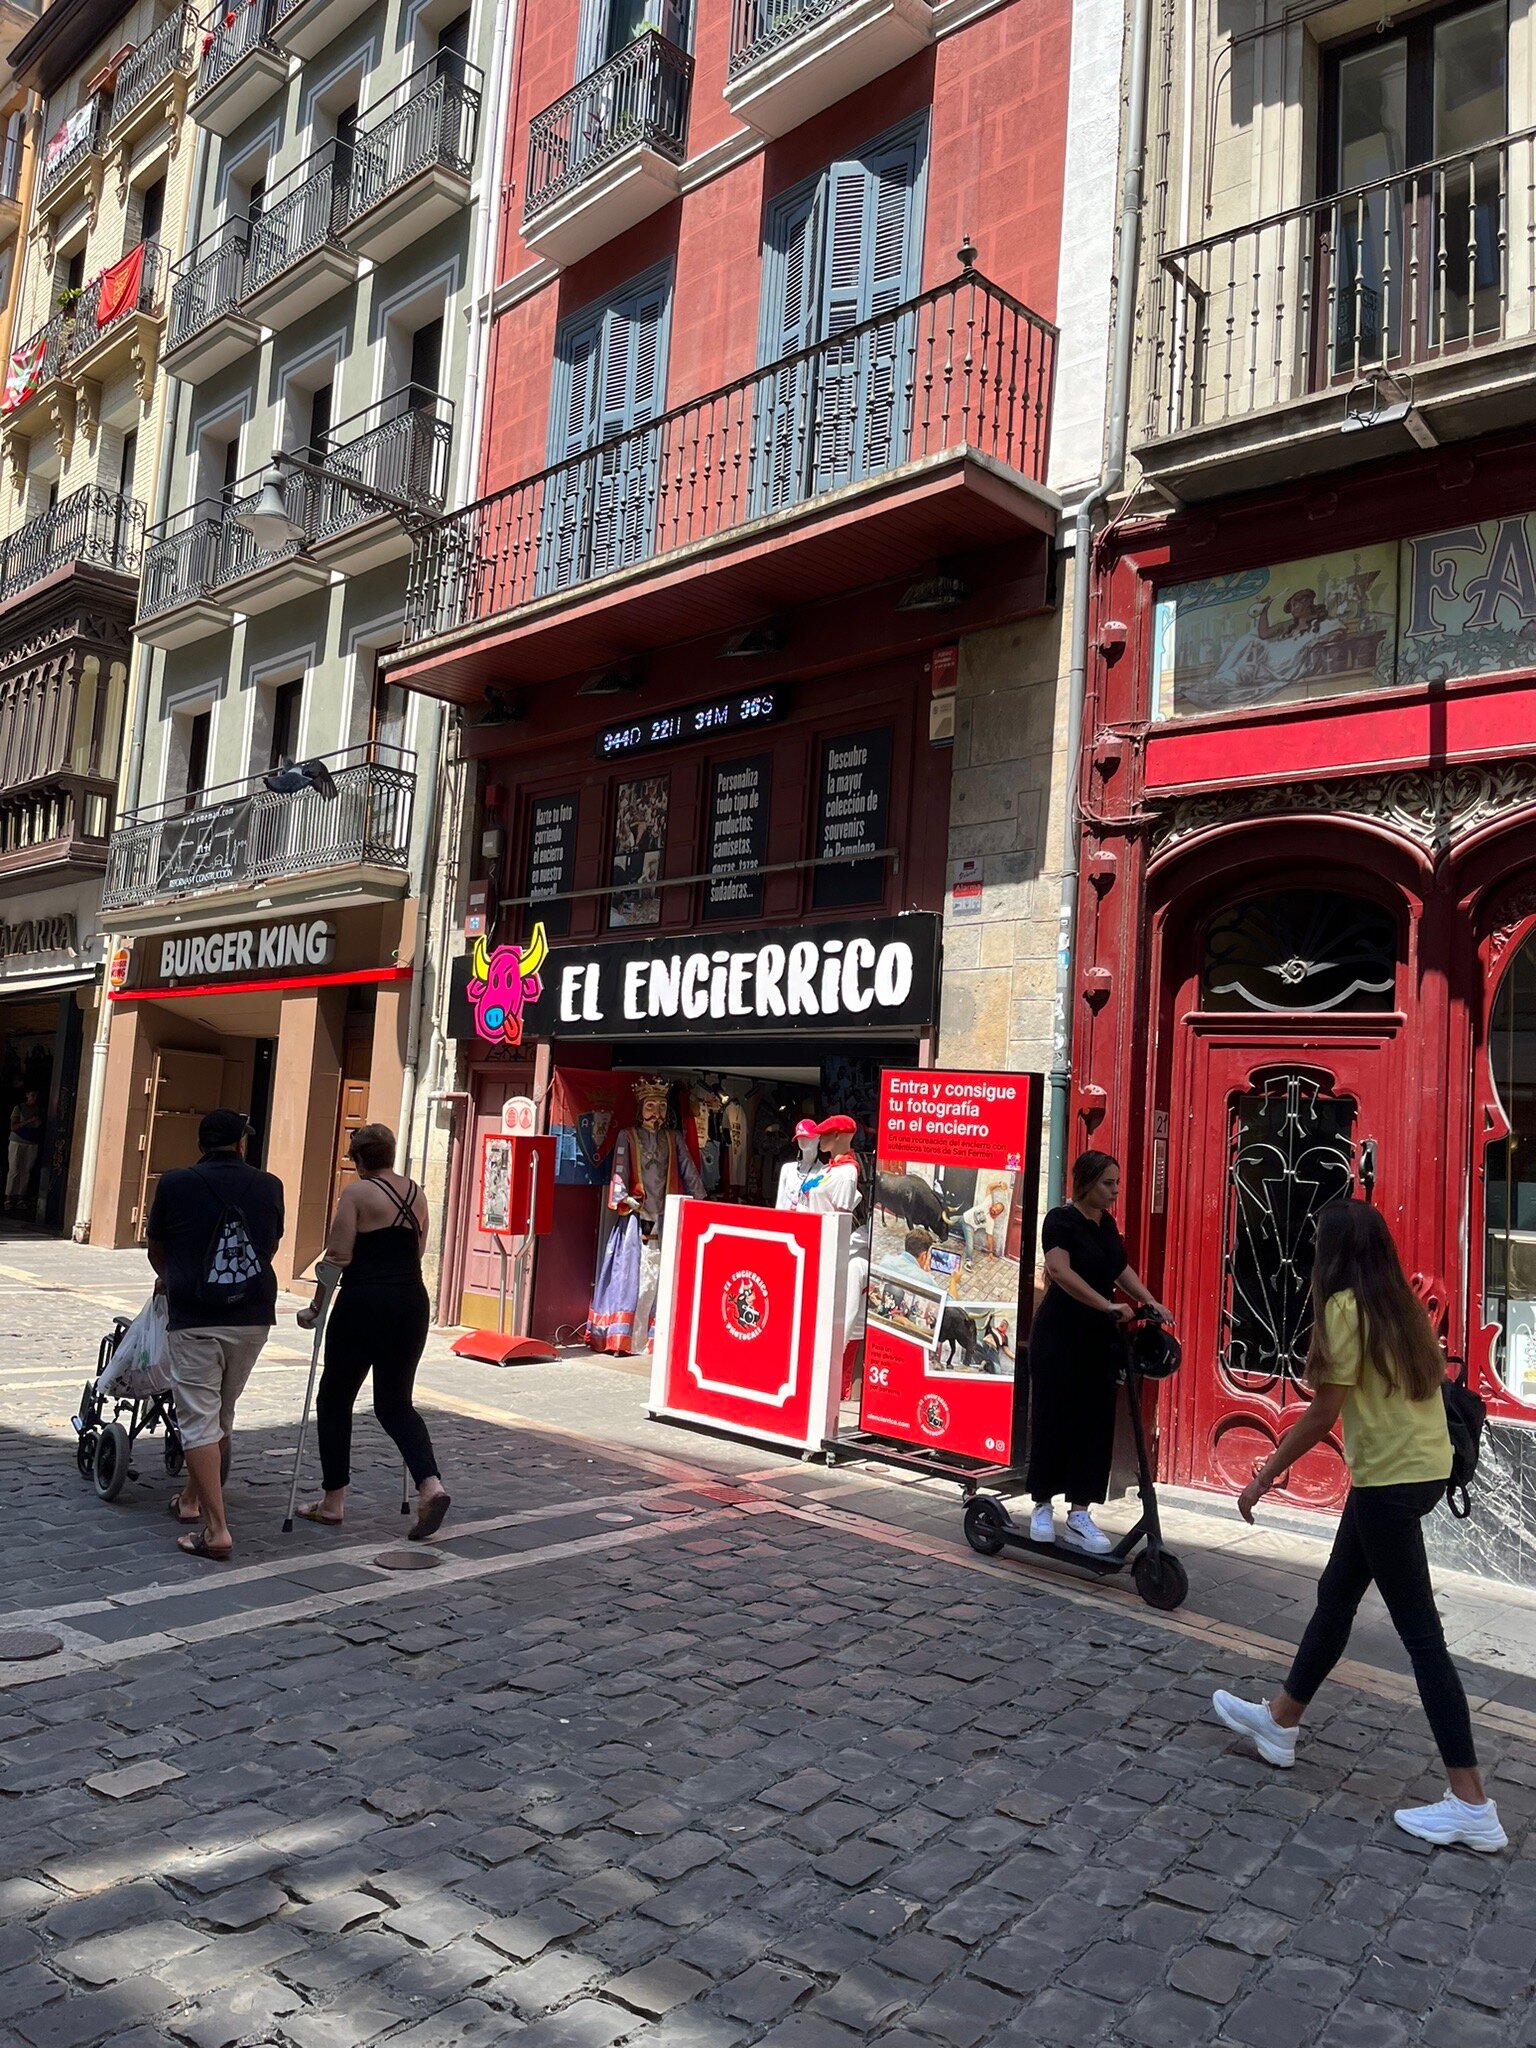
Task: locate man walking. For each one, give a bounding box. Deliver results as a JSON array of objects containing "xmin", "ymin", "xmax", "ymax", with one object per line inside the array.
[
  {"xmin": 6, "ymin": 1088, "xmax": 43, "ymax": 1212},
  {"xmin": 147, "ymin": 1110, "xmax": 283, "ymax": 1560}
]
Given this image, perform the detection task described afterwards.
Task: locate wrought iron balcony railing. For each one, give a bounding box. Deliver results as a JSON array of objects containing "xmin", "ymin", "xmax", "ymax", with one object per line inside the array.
[
  {"xmin": 65, "ymin": 243, "xmax": 168, "ymax": 361},
  {"xmin": 729, "ymin": 0, "xmax": 850, "ymax": 75},
  {"xmin": 114, "ymin": 4, "xmax": 200, "ymax": 125},
  {"xmin": 39, "ymin": 96, "xmax": 106, "ymax": 199},
  {"xmin": 197, "ymin": 0, "xmax": 277, "ymax": 98},
  {"xmin": 244, "ymin": 141, "xmax": 348, "ymax": 298},
  {"xmin": 101, "ymin": 742, "xmax": 417, "ymax": 909},
  {"xmin": 1, "ymin": 308, "xmax": 71, "ymax": 414},
  {"xmin": 402, "ymin": 268, "xmax": 1055, "ymax": 648},
  {"xmin": 306, "ymin": 388, "xmax": 454, "ymax": 543},
  {"xmin": 0, "ymin": 487, "xmax": 144, "ymax": 604},
  {"xmin": 137, "ymin": 503, "xmax": 227, "ymax": 622},
  {"xmin": 1147, "ymin": 126, "xmax": 1536, "ymax": 440},
  {"xmin": 347, "ymin": 58, "xmax": 481, "ymax": 225},
  {"xmin": 167, "ymin": 218, "xmax": 250, "ymax": 353},
  {"xmin": 525, "ymin": 31, "xmax": 692, "ymax": 223}
]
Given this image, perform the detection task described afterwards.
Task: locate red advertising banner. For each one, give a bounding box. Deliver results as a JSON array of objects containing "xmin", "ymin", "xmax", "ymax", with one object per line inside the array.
[
  {"xmin": 649, "ymin": 1197, "xmax": 848, "ymax": 1452},
  {"xmin": 858, "ymin": 1068, "xmax": 1044, "ymax": 1464}
]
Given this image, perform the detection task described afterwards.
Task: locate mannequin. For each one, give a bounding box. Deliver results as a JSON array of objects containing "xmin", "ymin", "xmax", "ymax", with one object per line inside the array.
[
  {"xmin": 775, "ymin": 1118, "xmax": 821, "ymax": 1209},
  {"xmin": 587, "ymin": 1078, "xmax": 704, "ymax": 1355}
]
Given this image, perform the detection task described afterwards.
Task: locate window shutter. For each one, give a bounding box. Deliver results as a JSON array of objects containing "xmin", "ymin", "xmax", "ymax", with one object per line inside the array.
[
  {"xmin": 859, "ymin": 127, "xmax": 923, "ymax": 474},
  {"xmin": 539, "ymin": 308, "xmax": 603, "ymax": 594},
  {"xmin": 590, "ymin": 274, "xmax": 669, "ymax": 576},
  {"xmin": 754, "ymin": 181, "xmax": 823, "ymax": 513}
]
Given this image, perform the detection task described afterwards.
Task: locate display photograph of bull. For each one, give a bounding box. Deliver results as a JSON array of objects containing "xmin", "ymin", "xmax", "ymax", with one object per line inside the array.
[{"xmin": 870, "ymin": 1158, "xmax": 1023, "ymax": 1379}]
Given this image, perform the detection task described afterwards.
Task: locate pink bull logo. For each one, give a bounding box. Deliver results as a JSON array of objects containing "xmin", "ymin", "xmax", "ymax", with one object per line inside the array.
[{"xmin": 467, "ymin": 923, "xmax": 548, "ymax": 1047}]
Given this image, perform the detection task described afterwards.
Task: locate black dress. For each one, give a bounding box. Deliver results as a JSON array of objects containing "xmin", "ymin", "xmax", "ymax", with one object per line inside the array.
[{"xmin": 1025, "ymin": 1203, "xmax": 1128, "ymax": 1505}]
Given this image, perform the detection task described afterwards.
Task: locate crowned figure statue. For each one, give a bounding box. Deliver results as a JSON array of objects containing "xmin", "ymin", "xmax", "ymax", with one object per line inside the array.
[{"xmin": 586, "ymin": 1077, "xmax": 703, "ymax": 1355}]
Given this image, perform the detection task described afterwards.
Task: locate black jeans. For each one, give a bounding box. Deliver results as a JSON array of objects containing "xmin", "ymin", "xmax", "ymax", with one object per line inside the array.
[
  {"xmin": 1285, "ymin": 1479, "xmax": 1476, "ymax": 1773},
  {"xmin": 316, "ymin": 1284, "xmax": 438, "ymax": 1493}
]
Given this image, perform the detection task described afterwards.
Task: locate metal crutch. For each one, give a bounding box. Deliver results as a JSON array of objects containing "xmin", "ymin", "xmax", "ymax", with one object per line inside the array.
[{"xmin": 282, "ymin": 1258, "xmax": 343, "ymax": 1533}]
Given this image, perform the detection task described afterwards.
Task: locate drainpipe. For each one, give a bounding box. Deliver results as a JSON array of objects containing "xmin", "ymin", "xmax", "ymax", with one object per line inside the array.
[
  {"xmin": 1046, "ymin": 0, "xmax": 1154, "ymax": 1205},
  {"xmin": 73, "ymin": 121, "xmax": 212, "ymax": 1242},
  {"xmin": 396, "ymin": 0, "xmax": 513, "ymax": 1174}
]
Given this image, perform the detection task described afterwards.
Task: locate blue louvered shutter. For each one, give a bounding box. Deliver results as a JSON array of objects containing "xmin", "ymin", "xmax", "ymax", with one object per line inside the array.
[
  {"xmin": 538, "ymin": 308, "xmax": 603, "ymax": 594},
  {"xmin": 589, "ymin": 274, "xmax": 668, "ymax": 576},
  {"xmin": 754, "ymin": 180, "xmax": 822, "ymax": 514}
]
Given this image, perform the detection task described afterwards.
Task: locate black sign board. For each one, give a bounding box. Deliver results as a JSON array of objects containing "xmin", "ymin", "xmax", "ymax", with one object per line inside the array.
[
  {"xmin": 704, "ymin": 754, "xmax": 770, "ymax": 921},
  {"xmin": 813, "ymin": 727, "xmax": 892, "ymax": 909},
  {"xmin": 448, "ymin": 913, "xmax": 942, "ymax": 1042},
  {"xmin": 525, "ymin": 793, "xmax": 577, "ymax": 938},
  {"xmin": 597, "ymin": 687, "xmax": 789, "ymax": 761}
]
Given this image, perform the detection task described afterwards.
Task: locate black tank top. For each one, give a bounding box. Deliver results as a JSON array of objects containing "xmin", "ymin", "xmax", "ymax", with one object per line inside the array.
[{"xmin": 343, "ymin": 1177, "xmax": 423, "ymax": 1288}]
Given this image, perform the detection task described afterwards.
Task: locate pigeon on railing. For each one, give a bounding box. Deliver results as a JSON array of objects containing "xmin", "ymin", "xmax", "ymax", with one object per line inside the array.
[{"xmin": 262, "ymin": 757, "xmax": 339, "ymax": 799}]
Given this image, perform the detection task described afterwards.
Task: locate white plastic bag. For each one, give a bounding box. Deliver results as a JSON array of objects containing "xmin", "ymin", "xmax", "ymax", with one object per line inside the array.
[{"xmin": 98, "ymin": 1294, "xmax": 172, "ymax": 1399}]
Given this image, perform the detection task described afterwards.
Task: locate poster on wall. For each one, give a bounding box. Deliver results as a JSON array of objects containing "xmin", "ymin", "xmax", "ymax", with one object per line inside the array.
[
  {"xmin": 526, "ymin": 794, "xmax": 577, "ymax": 939},
  {"xmin": 548, "ymin": 1068, "xmax": 633, "ymax": 1185},
  {"xmin": 813, "ymin": 728, "xmax": 891, "ymax": 909},
  {"xmin": 478, "ymin": 1134, "xmax": 514, "ymax": 1234},
  {"xmin": 704, "ymin": 755, "xmax": 770, "ymax": 920},
  {"xmin": 858, "ymin": 1068, "xmax": 1044, "ymax": 1465},
  {"xmin": 608, "ymin": 776, "xmax": 668, "ymax": 929}
]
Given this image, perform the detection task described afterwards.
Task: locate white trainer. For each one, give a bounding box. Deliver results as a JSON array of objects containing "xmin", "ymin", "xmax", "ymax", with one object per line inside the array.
[
  {"xmin": 1393, "ymin": 1795, "xmax": 1508, "ymax": 1853},
  {"xmin": 1061, "ymin": 1509, "xmax": 1113, "ymax": 1555},
  {"xmin": 1028, "ymin": 1504, "xmax": 1055, "ymax": 1544},
  {"xmin": 1211, "ymin": 1689, "xmax": 1298, "ymax": 1769}
]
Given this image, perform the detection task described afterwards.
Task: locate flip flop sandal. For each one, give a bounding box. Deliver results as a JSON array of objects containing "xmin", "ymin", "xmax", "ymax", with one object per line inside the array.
[
  {"xmin": 177, "ymin": 1531, "xmax": 232, "ymax": 1562},
  {"xmin": 297, "ymin": 1504, "xmax": 344, "ymax": 1526},
  {"xmin": 167, "ymin": 1493, "xmax": 201, "ymax": 1523},
  {"xmin": 408, "ymin": 1493, "xmax": 452, "ymax": 1542}
]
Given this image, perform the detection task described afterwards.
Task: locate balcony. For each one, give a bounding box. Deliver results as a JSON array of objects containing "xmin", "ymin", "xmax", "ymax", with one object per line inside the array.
[
  {"xmin": 164, "ymin": 219, "xmax": 258, "ymax": 382},
  {"xmin": 269, "ymin": 0, "xmax": 374, "ymax": 63},
  {"xmin": 242, "ymin": 142, "xmax": 359, "ymax": 326},
  {"xmin": 523, "ymin": 32, "xmax": 692, "ymax": 267},
  {"xmin": 391, "ymin": 269, "xmax": 1057, "ymax": 699},
  {"xmin": 192, "ymin": 0, "xmax": 287, "ymax": 137},
  {"xmin": 305, "ymin": 388, "xmax": 453, "ymax": 575},
  {"xmin": 0, "ymin": 307, "xmax": 74, "ymax": 439},
  {"xmin": 1142, "ymin": 127, "xmax": 1536, "ymax": 502},
  {"xmin": 37, "ymin": 94, "xmax": 106, "ymax": 223},
  {"xmin": 135, "ymin": 505, "xmax": 235, "ymax": 646},
  {"xmin": 0, "ymin": 485, "xmax": 144, "ymax": 603},
  {"xmin": 63, "ymin": 242, "xmax": 168, "ymax": 393},
  {"xmin": 101, "ymin": 741, "xmax": 417, "ymax": 917},
  {"xmin": 726, "ymin": 0, "xmax": 935, "ymax": 139},
  {"xmin": 343, "ymin": 59, "xmax": 481, "ymax": 264},
  {"xmin": 110, "ymin": 4, "xmax": 200, "ymax": 152}
]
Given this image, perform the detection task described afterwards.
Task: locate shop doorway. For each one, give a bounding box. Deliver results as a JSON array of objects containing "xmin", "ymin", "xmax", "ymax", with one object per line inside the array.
[
  {"xmin": 329, "ymin": 1000, "xmax": 375, "ymax": 1212},
  {"xmin": 138, "ymin": 1047, "xmax": 224, "ymax": 1232},
  {"xmin": 0, "ymin": 995, "xmax": 64, "ymax": 1229}
]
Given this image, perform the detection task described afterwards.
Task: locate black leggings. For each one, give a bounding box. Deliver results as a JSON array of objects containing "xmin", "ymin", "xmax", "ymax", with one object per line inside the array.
[
  {"xmin": 1284, "ymin": 1479, "xmax": 1476, "ymax": 1773},
  {"xmin": 316, "ymin": 1284, "xmax": 437, "ymax": 1493}
]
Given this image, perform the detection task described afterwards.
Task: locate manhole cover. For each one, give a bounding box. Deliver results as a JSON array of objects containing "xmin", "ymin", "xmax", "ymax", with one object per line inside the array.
[
  {"xmin": 373, "ymin": 1548, "xmax": 444, "ymax": 1571},
  {"xmin": 0, "ymin": 1629, "xmax": 62, "ymax": 1661},
  {"xmin": 595, "ymin": 1512, "xmax": 634, "ymax": 1524}
]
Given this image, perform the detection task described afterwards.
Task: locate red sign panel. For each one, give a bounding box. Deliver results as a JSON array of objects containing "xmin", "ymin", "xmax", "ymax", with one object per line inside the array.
[
  {"xmin": 858, "ymin": 1069, "xmax": 1044, "ymax": 1464},
  {"xmin": 649, "ymin": 1199, "xmax": 847, "ymax": 1452}
]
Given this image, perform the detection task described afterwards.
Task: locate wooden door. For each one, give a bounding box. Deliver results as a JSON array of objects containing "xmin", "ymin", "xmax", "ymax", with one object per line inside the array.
[
  {"xmin": 136, "ymin": 1048, "xmax": 224, "ymax": 1240},
  {"xmin": 1166, "ymin": 1029, "xmax": 1397, "ymax": 1509},
  {"xmin": 459, "ymin": 1063, "xmax": 534, "ymax": 1328},
  {"xmin": 329, "ymin": 1011, "xmax": 373, "ymax": 1214}
]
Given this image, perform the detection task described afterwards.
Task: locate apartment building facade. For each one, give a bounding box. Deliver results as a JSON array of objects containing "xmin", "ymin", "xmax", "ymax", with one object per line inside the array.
[
  {"xmin": 0, "ymin": 0, "xmax": 196, "ymax": 1232},
  {"xmin": 85, "ymin": 0, "xmax": 501, "ymax": 1282},
  {"xmin": 385, "ymin": 0, "xmax": 1115, "ymax": 1336},
  {"xmin": 1074, "ymin": 0, "xmax": 1536, "ymax": 1581}
]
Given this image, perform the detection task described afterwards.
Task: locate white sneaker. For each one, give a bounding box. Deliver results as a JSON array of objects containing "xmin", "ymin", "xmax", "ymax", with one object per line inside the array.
[
  {"xmin": 1211, "ymin": 1689, "xmax": 1298, "ymax": 1769},
  {"xmin": 1393, "ymin": 1794, "xmax": 1508, "ymax": 1853},
  {"xmin": 1061, "ymin": 1509, "xmax": 1113, "ymax": 1555},
  {"xmin": 1028, "ymin": 1504, "xmax": 1055, "ymax": 1544}
]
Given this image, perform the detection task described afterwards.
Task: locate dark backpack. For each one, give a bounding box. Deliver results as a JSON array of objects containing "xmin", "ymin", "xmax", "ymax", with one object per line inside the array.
[
  {"xmin": 190, "ymin": 1167, "xmax": 266, "ymax": 1315},
  {"xmin": 1441, "ymin": 1357, "xmax": 1485, "ymax": 1520}
]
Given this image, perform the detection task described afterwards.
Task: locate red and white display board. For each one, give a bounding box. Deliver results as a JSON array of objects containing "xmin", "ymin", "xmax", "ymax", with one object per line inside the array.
[{"xmin": 648, "ymin": 1197, "xmax": 850, "ymax": 1453}]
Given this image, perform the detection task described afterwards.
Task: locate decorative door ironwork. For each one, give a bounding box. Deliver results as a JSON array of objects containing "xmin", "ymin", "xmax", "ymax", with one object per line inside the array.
[{"xmin": 1220, "ymin": 1069, "xmax": 1358, "ymax": 1394}]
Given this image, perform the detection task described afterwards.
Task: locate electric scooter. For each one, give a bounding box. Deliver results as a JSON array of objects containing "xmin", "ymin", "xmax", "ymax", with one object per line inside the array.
[{"xmin": 960, "ymin": 1309, "xmax": 1189, "ymax": 1610}]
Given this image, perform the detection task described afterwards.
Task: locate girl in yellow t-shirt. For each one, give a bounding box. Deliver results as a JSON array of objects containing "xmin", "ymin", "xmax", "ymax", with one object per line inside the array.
[{"xmin": 1210, "ymin": 1200, "xmax": 1505, "ymax": 1854}]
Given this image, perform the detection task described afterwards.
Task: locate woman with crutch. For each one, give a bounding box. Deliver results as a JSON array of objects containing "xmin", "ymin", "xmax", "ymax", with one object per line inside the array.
[{"xmin": 295, "ymin": 1123, "xmax": 450, "ymax": 1539}]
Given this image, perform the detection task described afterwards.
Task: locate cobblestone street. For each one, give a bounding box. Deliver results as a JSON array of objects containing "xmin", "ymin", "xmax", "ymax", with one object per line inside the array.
[{"xmin": 1, "ymin": 1236, "xmax": 1534, "ymax": 2048}]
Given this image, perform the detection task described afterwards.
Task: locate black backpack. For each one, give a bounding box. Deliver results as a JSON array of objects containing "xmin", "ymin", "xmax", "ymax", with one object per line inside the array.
[
  {"xmin": 190, "ymin": 1167, "xmax": 266, "ymax": 1315},
  {"xmin": 1441, "ymin": 1356, "xmax": 1486, "ymax": 1520}
]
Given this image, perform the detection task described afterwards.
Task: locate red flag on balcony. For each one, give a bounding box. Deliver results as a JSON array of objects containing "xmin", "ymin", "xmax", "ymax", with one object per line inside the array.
[
  {"xmin": 96, "ymin": 244, "xmax": 145, "ymax": 331},
  {"xmin": 3, "ymin": 331, "xmax": 45, "ymax": 413}
]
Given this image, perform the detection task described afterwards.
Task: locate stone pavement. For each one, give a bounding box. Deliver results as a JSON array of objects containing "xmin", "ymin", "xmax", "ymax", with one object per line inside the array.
[{"xmin": 0, "ymin": 1233, "xmax": 1534, "ymax": 2048}]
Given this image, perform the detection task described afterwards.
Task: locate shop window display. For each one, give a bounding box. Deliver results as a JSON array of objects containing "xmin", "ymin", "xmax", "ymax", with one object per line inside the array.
[{"xmin": 1483, "ymin": 927, "xmax": 1536, "ymax": 1409}]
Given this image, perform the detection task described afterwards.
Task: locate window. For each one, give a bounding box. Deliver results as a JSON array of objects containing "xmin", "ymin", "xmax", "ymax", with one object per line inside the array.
[
  {"xmin": 117, "ymin": 427, "xmax": 137, "ymax": 498},
  {"xmin": 577, "ymin": 0, "xmax": 688, "ymax": 73},
  {"xmin": 1200, "ymin": 893, "xmax": 1398, "ymax": 1012},
  {"xmin": 539, "ymin": 265, "xmax": 671, "ymax": 593},
  {"xmin": 436, "ymin": 11, "xmax": 470, "ymax": 80},
  {"xmin": 184, "ymin": 710, "xmax": 211, "ymax": 807},
  {"xmin": 306, "ymin": 382, "xmax": 332, "ymax": 461},
  {"xmin": 370, "ymin": 657, "xmax": 408, "ymax": 754},
  {"xmin": 407, "ymin": 317, "xmax": 443, "ymax": 409},
  {"xmin": 269, "ymin": 680, "xmax": 303, "ymax": 769},
  {"xmin": 1324, "ymin": 1, "xmax": 1506, "ymax": 367},
  {"xmin": 1483, "ymin": 927, "xmax": 1536, "ymax": 1408},
  {"xmin": 136, "ymin": 174, "xmax": 165, "ymax": 247},
  {"xmin": 756, "ymin": 117, "xmax": 927, "ymax": 511}
]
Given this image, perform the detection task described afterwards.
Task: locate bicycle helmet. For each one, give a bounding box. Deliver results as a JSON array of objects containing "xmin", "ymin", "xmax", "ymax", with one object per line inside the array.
[{"xmin": 1129, "ymin": 1313, "xmax": 1182, "ymax": 1379}]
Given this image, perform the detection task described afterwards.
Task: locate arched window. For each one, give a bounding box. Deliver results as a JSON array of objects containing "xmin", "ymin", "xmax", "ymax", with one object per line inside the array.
[
  {"xmin": 1200, "ymin": 891, "xmax": 1397, "ymax": 1013},
  {"xmin": 1483, "ymin": 929, "xmax": 1536, "ymax": 1411}
]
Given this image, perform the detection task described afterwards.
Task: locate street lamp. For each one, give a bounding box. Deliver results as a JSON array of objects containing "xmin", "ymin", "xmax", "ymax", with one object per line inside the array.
[
  {"xmin": 231, "ymin": 450, "xmax": 434, "ymax": 550},
  {"xmin": 239, "ymin": 468, "xmax": 306, "ymax": 550}
]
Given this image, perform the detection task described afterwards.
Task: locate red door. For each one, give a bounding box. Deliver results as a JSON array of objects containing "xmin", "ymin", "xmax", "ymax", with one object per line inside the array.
[{"xmin": 1165, "ymin": 1022, "xmax": 1400, "ymax": 1508}]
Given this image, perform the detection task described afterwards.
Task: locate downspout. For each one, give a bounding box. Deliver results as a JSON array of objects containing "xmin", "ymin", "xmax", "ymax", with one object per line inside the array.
[
  {"xmin": 73, "ymin": 119, "xmax": 212, "ymax": 1242},
  {"xmin": 1046, "ymin": 0, "xmax": 1154, "ymax": 1204},
  {"xmin": 397, "ymin": 0, "xmax": 514, "ymax": 1174}
]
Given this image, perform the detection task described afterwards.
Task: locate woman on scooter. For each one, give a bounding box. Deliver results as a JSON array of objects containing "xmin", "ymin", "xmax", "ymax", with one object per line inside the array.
[
  {"xmin": 1026, "ymin": 1150, "xmax": 1167, "ymax": 1553},
  {"xmin": 1212, "ymin": 1200, "xmax": 1503, "ymax": 1851}
]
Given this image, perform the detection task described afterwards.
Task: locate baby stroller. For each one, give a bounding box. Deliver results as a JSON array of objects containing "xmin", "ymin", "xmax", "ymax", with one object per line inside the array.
[{"xmin": 72, "ymin": 1308, "xmax": 186, "ymax": 1501}]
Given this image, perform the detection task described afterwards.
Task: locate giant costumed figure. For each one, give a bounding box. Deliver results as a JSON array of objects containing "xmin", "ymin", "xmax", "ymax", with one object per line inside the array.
[{"xmin": 586, "ymin": 1078, "xmax": 703, "ymax": 1355}]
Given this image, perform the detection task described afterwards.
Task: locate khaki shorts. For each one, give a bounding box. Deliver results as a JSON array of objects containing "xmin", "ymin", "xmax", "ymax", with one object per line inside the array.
[{"xmin": 167, "ymin": 1325, "xmax": 269, "ymax": 1451}]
